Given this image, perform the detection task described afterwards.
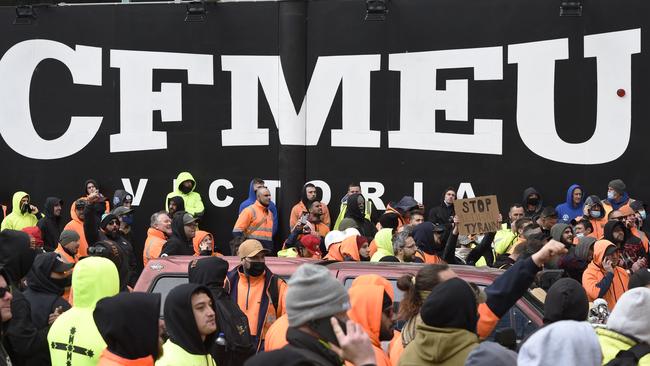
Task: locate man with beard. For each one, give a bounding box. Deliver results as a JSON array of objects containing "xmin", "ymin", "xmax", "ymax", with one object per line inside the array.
[
  {"xmin": 233, "ymin": 188, "xmax": 275, "ymax": 251},
  {"xmin": 392, "ymin": 229, "xmax": 421, "ymax": 263},
  {"xmin": 289, "ymin": 183, "xmax": 331, "ymax": 229},
  {"xmin": 84, "ymin": 194, "xmax": 138, "ymax": 287},
  {"xmin": 36, "ymin": 197, "xmax": 63, "ymax": 252},
  {"xmin": 226, "ymin": 240, "xmax": 287, "ymax": 352},
  {"xmin": 428, "ymin": 187, "xmax": 456, "ymax": 229},
  {"xmin": 165, "ymin": 172, "xmax": 205, "ymax": 218},
  {"xmin": 93, "ymin": 292, "xmax": 163, "ymax": 365},
  {"xmin": 338, "ymin": 194, "xmax": 377, "ymax": 239},
  {"xmin": 603, "ymin": 219, "xmax": 648, "ymax": 273},
  {"xmin": 143, "ymin": 211, "xmax": 173, "ymax": 266},
  {"xmin": 160, "ymin": 212, "xmax": 198, "ymax": 257}
]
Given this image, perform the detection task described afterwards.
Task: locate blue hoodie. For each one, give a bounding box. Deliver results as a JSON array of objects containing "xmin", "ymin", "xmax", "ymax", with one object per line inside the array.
[
  {"xmin": 555, "ymin": 184, "xmax": 584, "ymax": 224},
  {"xmin": 237, "ymin": 180, "xmax": 278, "ymax": 235}
]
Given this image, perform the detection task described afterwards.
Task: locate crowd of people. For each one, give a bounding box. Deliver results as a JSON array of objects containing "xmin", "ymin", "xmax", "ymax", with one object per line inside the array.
[{"xmin": 1, "ymin": 174, "xmax": 650, "ymax": 365}]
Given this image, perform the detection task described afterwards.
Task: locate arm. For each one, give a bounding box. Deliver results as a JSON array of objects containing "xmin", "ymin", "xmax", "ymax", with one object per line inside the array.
[
  {"xmin": 443, "ymin": 232, "xmax": 459, "ymax": 264},
  {"xmin": 191, "ymin": 193, "xmax": 205, "ymax": 218},
  {"xmin": 466, "ymin": 232, "xmax": 496, "ymax": 266},
  {"xmin": 232, "ymin": 209, "xmax": 251, "ymax": 237},
  {"xmin": 5, "ymin": 293, "xmax": 49, "ymax": 357},
  {"xmin": 270, "ymin": 202, "xmax": 279, "ymax": 236},
  {"xmin": 283, "ymin": 226, "xmax": 303, "ymax": 249},
  {"xmin": 83, "ymin": 204, "xmax": 100, "ymax": 247}
]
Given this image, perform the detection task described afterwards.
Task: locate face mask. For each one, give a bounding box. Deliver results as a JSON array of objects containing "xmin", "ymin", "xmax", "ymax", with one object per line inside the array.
[
  {"xmin": 379, "ymin": 319, "xmax": 395, "ymax": 342},
  {"xmin": 121, "ymin": 214, "xmax": 134, "ymax": 226},
  {"xmin": 20, "ymin": 202, "xmax": 30, "ymax": 214},
  {"xmin": 51, "ymin": 277, "xmax": 71, "ymax": 289},
  {"xmin": 607, "ymin": 191, "xmax": 615, "ymax": 200},
  {"xmin": 180, "ymin": 185, "xmax": 192, "ymax": 194},
  {"xmin": 590, "ymin": 211, "xmax": 601, "ymax": 218},
  {"xmin": 246, "ymin": 261, "xmax": 265, "ymax": 277},
  {"xmin": 575, "ymin": 233, "xmax": 584, "ymax": 238},
  {"xmin": 640, "ymin": 210, "xmax": 647, "ymax": 220},
  {"xmin": 527, "ymin": 197, "xmax": 539, "ymax": 206}
]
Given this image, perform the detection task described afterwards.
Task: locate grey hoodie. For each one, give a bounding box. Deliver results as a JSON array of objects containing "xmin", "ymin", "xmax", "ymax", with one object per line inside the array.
[
  {"xmin": 607, "ymin": 287, "xmax": 650, "ymax": 344},
  {"xmin": 518, "ymin": 320, "xmax": 602, "ymax": 366}
]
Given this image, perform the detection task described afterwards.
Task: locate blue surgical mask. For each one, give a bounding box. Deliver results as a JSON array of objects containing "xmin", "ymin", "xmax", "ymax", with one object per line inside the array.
[
  {"xmin": 591, "ymin": 211, "xmax": 601, "ymax": 218},
  {"xmin": 121, "ymin": 214, "xmax": 134, "ymax": 226},
  {"xmin": 640, "ymin": 210, "xmax": 647, "ymax": 220},
  {"xmin": 575, "ymin": 233, "xmax": 585, "ymax": 238},
  {"xmin": 607, "ymin": 191, "xmax": 615, "ymax": 200}
]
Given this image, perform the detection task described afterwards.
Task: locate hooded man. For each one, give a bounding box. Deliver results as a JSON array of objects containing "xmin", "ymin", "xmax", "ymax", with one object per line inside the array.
[
  {"xmin": 518, "ymin": 320, "xmax": 601, "ymax": 366},
  {"xmin": 338, "ymin": 193, "xmax": 377, "ymax": 239},
  {"xmin": 23, "ymin": 253, "xmax": 72, "ymax": 329},
  {"xmin": 167, "ymin": 196, "xmax": 185, "ymax": 217},
  {"xmin": 338, "ymin": 236, "xmax": 370, "ymax": 262},
  {"xmin": 144, "ymin": 211, "xmax": 173, "ymax": 265},
  {"xmin": 582, "ymin": 240, "xmax": 629, "ymax": 309},
  {"xmin": 64, "ymin": 199, "xmax": 91, "ymax": 257},
  {"xmin": 36, "ymin": 197, "xmax": 63, "ymax": 252},
  {"xmin": 334, "ymin": 182, "xmax": 375, "ymax": 231},
  {"xmin": 427, "ymin": 187, "xmax": 456, "ymax": 228},
  {"xmin": 112, "ymin": 190, "xmax": 133, "ymax": 210},
  {"xmin": 604, "ymin": 220, "xmax": 647, "ymax": 272},
  {"xmin": 583, "ymin": 195, "xmax": 607, "ymax": 239},
  {"xmin": 347, "ymin": 282, "xmax": 394, "ymax": 366},
  {"xmin": 93, "ymin": 292, "xmax": 162, "ymax": 366},
  {"xmin": 0, "ymin": 192, "xmax": 40, "ymax": 232},
  {"xmin": 48, "ymin": 256, "xmax": 120, "ymax": 366},
  {"xmin": 596, "ymin": 287, "xmax": 650, "ymax": 364},
  {"xmin": 160, "ymin": 211, "xmax": 198, "ymax": 256},
  {"xmin": 244, "ymin": 264, "xmax": 376, "ymax": 366},
  {"xmin": 238, "ymin": 178, "xmax": 278, "ymax": 236},
  {"xmin": 522, "ymin": 187, "xmax": 543, "ymax": 219},
  {"xmin": 603, "ymin": 179, "xmax": 635, "ymax": 217},
  {"xmin": 370, "ymin": 229, "xmax": 394, "ymax": 262},
  {"xmin": 412, "ymin": 222, "xmax": 445, "ymax": 264},
  {"xmin": 289, "ymin": 183, "xmax": 331, "ymax": 229},
  {"xmin": 193, "ymin": 230, "xmax": 216, "ymax": 257},
  {"xmin": 399, "ymin": 278, "xmax": 480, "ymax": 366},
  {"xmin": 226, "ymin": 240, "xmax": 287, "ymax": 352},
  {"xmin": 112, "ymin": 206, "xmax": 135, "ymax": 244},
  {"xmin": 165, "ymin": 172, "xmax": 205, "ymax": 217},
  {"xmin": 156, "ymin": 283, "xmax": 217, "ymax": 365},
  {"xmin": 555, "ymin": 184, "xmax": 584, "ymax": 224},
  {"xmin": 233, "ymin": 188, "xmax": 275, "ymax": 251},
  {"xmin": 188, "ymin": 257, "xmax": 254, "ymax": 366},
  {"xmin": 543, "ymin": 278, "xmax": 589, "ymax": 324}
]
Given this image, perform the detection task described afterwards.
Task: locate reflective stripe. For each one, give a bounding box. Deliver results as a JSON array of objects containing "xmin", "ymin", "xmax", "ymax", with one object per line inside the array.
[{"xmin": 247, "ymin": 234, "xmax": 272, "ymax": 240}]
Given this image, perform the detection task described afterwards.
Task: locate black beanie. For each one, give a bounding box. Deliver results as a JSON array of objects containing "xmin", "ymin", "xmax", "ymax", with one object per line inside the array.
[
  {"xmin": 420, "ymin": 277, "xmax": 478, "ymax": 333},
  {"xmin": 543, "ymin": 278, "xmax": 588, "ymax": 324}
]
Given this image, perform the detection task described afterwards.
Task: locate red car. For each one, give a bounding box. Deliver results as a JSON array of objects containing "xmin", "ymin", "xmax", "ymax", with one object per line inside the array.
[{"xmin": 135, "ymin": 256, "xmax": 543, "ymax": 342}]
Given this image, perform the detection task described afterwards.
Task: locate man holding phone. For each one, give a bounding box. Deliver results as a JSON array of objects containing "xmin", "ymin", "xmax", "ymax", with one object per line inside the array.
[{"xmin": 245, "ymin": 264, "xmax": 376, "ymax": 366}]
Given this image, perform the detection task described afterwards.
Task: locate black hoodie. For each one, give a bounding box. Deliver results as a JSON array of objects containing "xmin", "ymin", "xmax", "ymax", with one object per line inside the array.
[
  {"xmin": 94, "ymin": 292, "xmax": 161, "ymax": 360},
  {"xmin": 167, "ymin": 196, "xmax": 186, "ymax": 215},
  {"xmin": 604, "ymin": 220, "xmax": 646, "ymax": 270},
  {"xmin": 342, "ymin": 194, "xmax": 376, "ymax": 238},
  {"xmin": 188, "ymin": 257, "xmax": 254, "ymax": 366},
  {"xmin": 164, "ymin": 283, "xmax": 217, "ymax": 358},
  {"xmin": 428, "ymin": 187, "xmax": 456, "ymax": 227},
  {"xmin": 0, "ymin": 230, "xmax": 49, "ymax": 366},
  {"xmin": 543, "ymin": 278, "xmax": 588, "ymax": 324},
  {"xmin": 522, "ymin": 187, "xmax": 544, "ymax": 218},
  {"xmin": 420, "ymin": 277, "xmax": 478, "ymax": 333},
  {"xmin": 161, "ymin": 211, "xmax": 194, "ymax": 256},
  {"xmin": 36, "ymin": 197, "xmax": 63, "ymax": 252},
  {"xmin": 22, "ymin": 253, "xmax": 71, "ymax": 329},
  {"xmin": 112, "ymin": 190, "xmax": 133, "ymax": 209}
]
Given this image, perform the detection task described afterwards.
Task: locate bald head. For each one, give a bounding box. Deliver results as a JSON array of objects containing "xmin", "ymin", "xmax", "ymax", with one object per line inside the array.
[{"xmin": 257, "ymin": 187, "xmax": 271, "ymax": 207}]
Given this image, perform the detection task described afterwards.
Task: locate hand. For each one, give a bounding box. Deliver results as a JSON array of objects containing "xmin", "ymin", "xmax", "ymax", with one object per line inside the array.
[
  {"xmin": 452, "ymin": 216, "xmax": 460, "ymax": 235},
  {"xmin": 498, "ymin": 213, "xmax": 503, "ymax": 224},
  {"xmin": 632, "ymin": 257, "xmax": 647, "ymax": 273},
  {"xmin": 329, "ymin": 318, "xmax": 375, "ymax": 366},
  {"xmin": 48, "ymin": 306, "xmax": 64, "ymax": 325},
  {"xmin": 531, "ymin": 240, "xmax": 568, "ymax": 267},
  {"xmin": 199, "ymin": 241, "xmax": 210, "ymax": 251},
  {"xmin": 87, "ymin": 192, "xmax": 100, "ymax": 203},
  {"xmin": 603, "ymin": 257, "xmax": 614, "ymax": 274},
  {"xmin": 29, "ymin": 205, "xmax": 39, "ymax": 215}
]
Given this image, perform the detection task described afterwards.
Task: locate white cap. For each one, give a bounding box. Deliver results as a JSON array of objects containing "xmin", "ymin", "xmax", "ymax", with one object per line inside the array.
[
  {"xmin": 324, "ymin": 230, "xmax": 346, "ymax": 250},
  {"xmin": 343, "ymin": 228, "xmax": 361, "ymax": 238}
]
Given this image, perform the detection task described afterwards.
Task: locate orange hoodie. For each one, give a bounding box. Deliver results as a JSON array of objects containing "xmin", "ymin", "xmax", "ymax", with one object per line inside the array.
[
  {"xmin": 339, "ymin": 236, "xmax": 361, "ymax": 261},
  {"xmin": 324, "ymin": 243, "xmax": 344, "ymax": 261},
  {"xmin": 264, "ymin": 313, "xmax": 289, "ymax": 351},
  {"xmin": 64, "ymin": 201, "xmax": 89, "ymax": 257},
  {"xmin": 351, "ymin": 274, "xmax": 394, "ymax": 300},
  {"xmin": 193, "ymin": 230, "xmax": 213, "ymax": 256},
  {"xmin": 582, "ymin": 240, "xmax": 629, "ymax": 309},
  {"xmin": 143, "ymin": 228, "xmax": 167, "ymax": 266},
  {"xmin": 347, "ymin": 284, "xmax": 392, "ymax": 366}
]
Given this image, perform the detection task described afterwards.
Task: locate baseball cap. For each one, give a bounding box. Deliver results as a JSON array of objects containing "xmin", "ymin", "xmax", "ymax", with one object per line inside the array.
[
  {"xmin": 182, "ymin": 213, "xmax": 198, "ymax": 225},
  {"xmin": 238, "ymin": 239, "xmax": 270, "ymax": 259},
  {"xmin": 52, "ymin": 253, "xmax": 74, "ymax": 273},
  {"xmin": 111, "ymin": 206, "xmax": 134, "ymax": 216}
]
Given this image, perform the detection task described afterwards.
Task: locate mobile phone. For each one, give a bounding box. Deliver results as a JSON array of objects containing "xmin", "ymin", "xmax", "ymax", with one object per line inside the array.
[
  {"xmin": 300, "ymin": 212, "xmax": 309, "ymax": 225},
  {"xmin": 308, "ymin": 317, "xmax": 347, "ymax": 346}
]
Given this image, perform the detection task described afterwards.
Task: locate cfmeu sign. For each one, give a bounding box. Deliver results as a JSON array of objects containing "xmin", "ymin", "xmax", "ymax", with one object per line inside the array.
[{"xmin": 0, "ymin": 28, "xmax": 640, "ymax": 164}]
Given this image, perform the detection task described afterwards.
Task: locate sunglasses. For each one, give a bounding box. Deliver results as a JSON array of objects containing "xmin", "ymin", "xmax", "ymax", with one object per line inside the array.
[
  {"xmin": 0, "ymin": 286, "xmax": 11, "ymax": 298},
  {"xmin": 108, "ymin": 220, "xmax": 120, "ymax": 226}
]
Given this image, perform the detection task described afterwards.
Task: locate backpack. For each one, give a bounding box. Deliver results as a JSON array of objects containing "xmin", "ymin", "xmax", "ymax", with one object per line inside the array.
[
  {"xmin": 604, "ymin": 343, "xmax": 650, "ymax": 366},
  {"xmin": 211, "ymin": 294, "xmax": 256, "ymax": 366}
]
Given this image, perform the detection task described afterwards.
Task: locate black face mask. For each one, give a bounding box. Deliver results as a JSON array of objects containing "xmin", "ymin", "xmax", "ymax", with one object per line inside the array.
[
  {"xmin": 180, "ymin": 185, "xmax": 192, "ymax": 194},
  {"xmin": 21, "ymin": 202, "xmax": 31, "ymax": 214},
  {"xmin": 246, "ymin": 261, "xmax": 265, "ymax": 277},
  {"xmin": 379, "ymin": 318, "xmax": 395, "ymax": 342},
  {"xmin": 527, "ymin": 197, "xmax": 539, "ymax": 206},
  {"xmin": 51, "ymin": 277, "xmax": 71, "ymax": 289}
]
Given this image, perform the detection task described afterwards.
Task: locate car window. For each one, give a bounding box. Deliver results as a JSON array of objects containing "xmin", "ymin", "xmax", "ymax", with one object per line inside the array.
[
  {"xmin": 150, "ymin": 275, "xmax": 188, "ymax": 316},
  {"xmin": 488, "ymin": 305, "xmax": 539, "ymax": 343}
]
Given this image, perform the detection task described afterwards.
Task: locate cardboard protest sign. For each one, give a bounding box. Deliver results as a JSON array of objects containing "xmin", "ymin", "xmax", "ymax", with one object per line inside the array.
[{"xmin": 453, "ymin": 195, "xmax": 500, "ymax": 236}]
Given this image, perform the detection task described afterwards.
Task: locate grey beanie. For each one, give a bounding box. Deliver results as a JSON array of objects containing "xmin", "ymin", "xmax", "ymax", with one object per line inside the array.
[
  {"xmin": 465, "ymin": 341, "xmax": 517, "ymax": 366},
  {"xmin": 550, "ymin": 223, "xmax": 571, "ymax": 242},
  {"xmin": 59, "ymin": 230, "xmax": 80, "ymax": 246},
  {"xmin": 286, "ymin": 263, "xmax": 349, "ymax": 327},
  {"xmin": 608, "ymin": 179, "xmax": 626, "ymax": 195}
]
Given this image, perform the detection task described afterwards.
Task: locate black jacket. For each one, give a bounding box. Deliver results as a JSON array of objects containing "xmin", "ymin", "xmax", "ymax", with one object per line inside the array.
[
  {"xmin": 94, "ymin": 292, "xmax": 161, "ymax": 360},
  {"xmin": 161, "ymin": 211, "xmax": 195, "ymax": 256},
  {"xmin": 522, "ymin": 187, "xmax": 543, "ymax": 218},
  {"xmin": 244, "ymin": 327, "xmax": 342, "ymax": 366},
  {"xmin": 342, "ymin": 194, "xmax": 377, "ymax": 239},
  {"xmin": 36, "ymin": 197, "xmax": 63, "ymax": 252},
  {"xmin": 23, "ymin": 253, "xmax": 71, "ymax": 329}
]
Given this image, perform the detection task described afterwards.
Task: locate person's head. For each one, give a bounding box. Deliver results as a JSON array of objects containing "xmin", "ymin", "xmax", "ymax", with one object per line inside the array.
[
  {"xmin": 347, "ymin": 182, "xmax": 361, "ymax": 196},
  {"xmin": 432, "ymin": 224, "xmax": 445, "ymax": 246},
  {"xmin": 513, "ymin": 217, "xmax": 533, "ymax": 236},
  {"xmin": 378, "ymin": 212, "xmax": 399, "ymax": 231},
  {"xmin": 48, "ymin": 198, "xmax": 63, "ymax": 217},
  {"xmin": 22, "ymin": 226, "xmax": 44, "ymax": 250},
  {"xmin": 85, "ymin": 179, "xmax": 98, "ymax": 195},
  {"xmin": 629, "ymin": 269, "xmax": 650, "ymax": 290},
  {"xmin": 509, "ymin": 204, "xmax": 525, "ymax": 224},
  {"xmin": 304, "ymin": 183, "xmax": 317, "ymax": 201},
  {"xmin": 606, "ymin": 287, "xmax": 650, "ymax": 345},
  {"xmin": 608, "ymin": 210, "xmax": 625, "ymax": 222},
  {"xmin": 408, "ymin": 210, "xmax": 425, "ymax": 226},
  {"xmin": 0, "ymin": 267, "xmax": 13, "ymax": 323},
  {"xmin": 631, "ymin": 200, "xmax": 647, "ymax": 223},
  {"xmin": 308, "ymin": 200, "xmax": 323, "ymax": 217},
  {"xmin": 188, "ymin": 257, "xmax": 229, "ymax": 290},
  {"xmin": 420, "ymin": 277, "xmax": 479, "ymax": 333},
  {"xmin": 238, "ymin": 239, "xmax": 269, "ymax": 277},
  {"xmin": 393, "ymin": 230, "xmax": 417, "ymax": 262},
  {"xmin": 112, "ymin": 206, "xmax": 134, "ymax": 229},
  {"xmin": 256, "ymin": 187, "xmax": 271, "ymax": 207},
  {"xmin": 606, "ymin": 221, "xmax": 626, "ymax": 245},
  {"xmin": 179, "ymin": 212, "xmax": 198, "ymax": 240},
  {"xmin": 297, "ymin": 235, "xmax": 321, "ymax": 258},
  {"xmin": 0, "ymin": 230, "xmax": 36, "ymax": 286},
  {"xmin": 523, "ymin": 223, "xmax": 542, "ymax": 240},
  {"xmin": 180, "ymin": 179, "xmax": 194, "ymax": 194},
  {"xmin": 575, "ymin": 236, "xmax": 597, "ymax": 263},
  {"xmin": 357, "ymin": 236, "xmax": 370, "ymax": 261},
  {"xmin": 538, "ymin": 207, "xmax": 558, "ymax": 230},
  {"xmin": 59, "ymin": 230, "xmax": 80, "ymax": 255},
  {"xmin": 252, "ymin": 178, "xmax": 265, "ymax": 192},
  {"xmin": 286, "ymin": 264, "xmax": 350, "ymax": 343},
  {"xmin": 525, "ymin": 189, "xmax": 541, "ymax": 209},
  {"xmin": 397, "ymin": 263, "xmax": 455, "ymax": 321},
  {"xmin": 572, "ymin": 187, "xmax": 583, "ymax": 206},
  {"xmin": 348, "ymin": 283, "xmax": 395, "ymax": 343},
  {"xmin": 164, "ymin": 283, "xmax": 217, "ymax": 353},
  {"xmin": 228, "ymin": 236, "xmax": 246, "ymax": 257},
  {"xmin": 518, "ymin": 320, "xmax": 602, "ymax": 366},
  {"xmin": 122, "ymin": 194, "xmax": 133, "ymax": 209},
  {"xmin": 94, "ymin": 292, "xmax": 162, "ymax": 361},
  {"xmin": 584, "ymin": 195, "xmax": 604, "ymax": 219},
  {"xmin": 574, "ymin": 219, "xmax": 593, "ymax": 237},
  {"xmin": 442, "ymin": 187, "xmax": 456, "ymax": 205},
  {"xmin": 167, "ymin": 196, "xmax": 184, "ymax": 216},
  {"xmin": 151, "ymin": 211, "xmax": 173, "ymax": 237},
  {"xmin": 543, "ymin": 278, "xmax": 588, "ymax": 324},
  {"xmin": 607, "ymin": 179, "xmax": 626, "ymax": 201},
  {"xmin": 550, "ymin": 224, "xmax": 573, "ymax": 247},
  {"xmin": 100, "ymin": 214, "xmax": 120, "ymax": 239}
]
